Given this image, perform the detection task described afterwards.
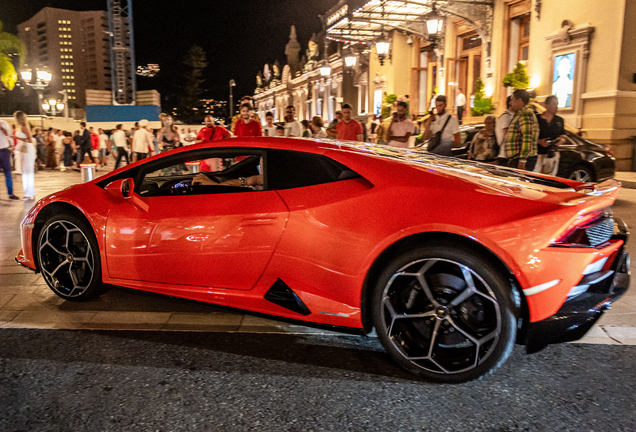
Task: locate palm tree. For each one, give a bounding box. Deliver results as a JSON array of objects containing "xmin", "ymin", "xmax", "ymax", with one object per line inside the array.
[{"xmin": 0, "ymin": 21, "xmax": 26, "ymax": 91}]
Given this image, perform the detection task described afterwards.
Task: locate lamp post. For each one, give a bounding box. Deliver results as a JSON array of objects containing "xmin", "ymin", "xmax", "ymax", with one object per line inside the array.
[
  {"xmin": 59, "ymin": 90, "xmax": 69, "ymax": 119},
  {"xmin": 344, "ymin": 46, "xmax": 357, "ymax": 69},
  {"xmin": 375, "ymin": 33, "xmax": 390, "ymax": 66},
  {"xmin": 20, "ymin": 67, "xmax": 52, "ymax": 116},
  {"xmin": 229, "ymin": 79, "xmax": 236, "ymax": 119},
  {"xmin": 41, "ymin": 98, "xmax": 65, "ymax": 116}
]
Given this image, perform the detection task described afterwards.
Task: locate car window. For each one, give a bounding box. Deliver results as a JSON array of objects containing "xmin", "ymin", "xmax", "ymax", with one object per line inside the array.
[
  {"xmin": 138, "ymin": 149, "xmax": 264, "ymax": 197},
  {"xmin": 266, "ymin": 149, "xmax": 359, "ymax": 190}
]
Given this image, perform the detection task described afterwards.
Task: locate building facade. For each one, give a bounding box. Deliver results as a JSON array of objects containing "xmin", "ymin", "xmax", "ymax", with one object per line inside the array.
[
  {"xmin": 18, "ymin": 7, "xmax": 131, "ymax": 109},
  {"xmin": 253, "ymin": 27, "xmax": 370, "ymax": 126},
  {"xmin": 323, "ymin": 0, "xmax": 635, "ymax": 170}
]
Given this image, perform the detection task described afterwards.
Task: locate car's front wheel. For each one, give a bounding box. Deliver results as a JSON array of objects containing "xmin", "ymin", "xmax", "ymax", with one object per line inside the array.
[
  {"xmin": 371, "ymin": 243, "xmax": 518, "ymax": 383},
  {"xmin": 37, "ymin": 213, "xmax": 103, "ymax": 301}
]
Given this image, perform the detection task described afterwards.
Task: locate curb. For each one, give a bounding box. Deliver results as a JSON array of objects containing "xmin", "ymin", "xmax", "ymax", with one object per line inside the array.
[{"xmin": 618, "ymin": 179, "xmax": 636, "ymax": 190}]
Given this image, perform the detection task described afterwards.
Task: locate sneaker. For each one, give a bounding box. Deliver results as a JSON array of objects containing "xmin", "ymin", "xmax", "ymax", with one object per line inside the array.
[{"xmin": 9, "ymin": 195, "xmax": 19, "ymax": 200}]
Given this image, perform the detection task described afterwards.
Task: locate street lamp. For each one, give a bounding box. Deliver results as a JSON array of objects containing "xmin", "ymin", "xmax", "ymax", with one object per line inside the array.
[
  {"xmin": 425, "ymin": 10, "xmax": 444, "ymax": 36},
  {"xmin": 319, "ymin": 59, "xmax": 331, "ymax": 77},
  {"xmin": 344, "ymin": 47, "xmax": 357, "ymax": 69},
  {"xmin": 229, "ymin": 79, "xmax": 236, "ymax": 118},
  {"xmin": 41, "ymin": 99, "xmax": 65, "ymax": 116},
  {"xmin": 20, "ymin": 67, "xmax": 52, "ymax": 116},
  {"xmin": 376, "ymin": 33, "xmax": 390, "ymax": 66}
]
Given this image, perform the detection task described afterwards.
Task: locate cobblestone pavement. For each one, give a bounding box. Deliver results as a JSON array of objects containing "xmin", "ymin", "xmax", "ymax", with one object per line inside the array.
[{"xmin": 1, "ymin": 164, "xmax": 635, "ymax": 344}]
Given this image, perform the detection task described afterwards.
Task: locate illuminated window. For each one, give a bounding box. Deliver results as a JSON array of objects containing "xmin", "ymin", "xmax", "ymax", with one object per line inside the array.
[
  {"xmin": 71, "ymin": 76, "xmax": 74, "ymax": 79},
  {"xmin": 58, "ymin": 20, "xmax": 62, "ymax": 24}
]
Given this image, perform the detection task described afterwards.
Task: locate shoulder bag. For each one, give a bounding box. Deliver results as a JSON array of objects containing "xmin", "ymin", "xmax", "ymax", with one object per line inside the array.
[{"xmin": 427, "ymin": 114, "xmax": 452, "ymax": 153}]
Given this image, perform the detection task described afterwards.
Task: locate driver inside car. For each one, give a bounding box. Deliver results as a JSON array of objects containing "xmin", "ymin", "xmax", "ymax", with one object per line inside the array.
[{"xmin": 192, "ymin": 172, "xmax": 263, "ymax": 188}]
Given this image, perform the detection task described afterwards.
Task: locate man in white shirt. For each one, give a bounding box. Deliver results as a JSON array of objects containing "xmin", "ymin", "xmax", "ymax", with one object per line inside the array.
[
  {"xmin": 112, "ymin": 124, "xmax": 130, "ymax": 169},
  {"xmin": 455, "ymin": 88, "xmax": 466, "ymax": 125},
  {"xmin": 53, "ymin": 129, "xmax": 63, "ymax": 168},
  {"xmin": 0, "ymin": 119, "xmax": 19, "ymax": 199},
  {"xmin": 496, "ymin": 96, "xmax": 514, "ymax": 166},
  {"xmin": 423, "ymin": 95, "xmax": 461, "ymax": 156},
  {"xmin": 132, "ymin": 119, "xmax": 154, "ymax": 162},
  {"xmin": 98, "ymin": 128, "xmax": 109, "ymax": 167},
  {"xmin": 388, "ymin": 101, "xmax": 415, "ymax": 148},
  {"xmin": 283, "ymin": 106, "xmax": 303, "ymax": 137}
]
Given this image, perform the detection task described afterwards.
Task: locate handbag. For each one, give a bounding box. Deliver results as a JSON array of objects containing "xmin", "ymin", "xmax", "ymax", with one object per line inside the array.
[{"xmin": 427, "ymin": 114, "xmax": 452, "ymax": 153}]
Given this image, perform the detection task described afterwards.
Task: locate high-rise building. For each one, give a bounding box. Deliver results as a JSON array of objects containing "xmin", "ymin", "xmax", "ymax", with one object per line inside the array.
[{"xmin": 18, "ymin": 7, "xmax": 131, "ymax": 108}]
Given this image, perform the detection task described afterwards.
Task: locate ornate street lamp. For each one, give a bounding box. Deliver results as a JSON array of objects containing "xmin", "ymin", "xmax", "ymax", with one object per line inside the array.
[
  {"xmin": 344, "ymin": 47, "xmax": 357, "ymax": 69},
  {"xmin": 376, "ymin": 33, "xmax": 390, "ymax": 66},
  {"xmin": 425, "ymin": 10, "xmax": 444, "ymax": 36},
  {"xmin": 41, "ymin": 98, "xmax": 65, "ymax": 116},
  {"xmin": 319, "ymin": 59, "xmax": 331, "ymax": 77},
  {"xmin": 20, "ymin": 67, "xmax": 52, "ymax": 116}
]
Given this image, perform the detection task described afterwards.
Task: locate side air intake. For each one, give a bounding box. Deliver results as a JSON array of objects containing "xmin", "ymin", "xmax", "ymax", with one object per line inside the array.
[{"xmin": 264, "ymin": 279, "xmax": 311, "ymax": 316}]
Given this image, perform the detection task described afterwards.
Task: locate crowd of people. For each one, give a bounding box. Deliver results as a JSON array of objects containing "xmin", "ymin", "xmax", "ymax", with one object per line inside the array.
[{"xmin": 0, "ymin": 90, "xmax": 565, "ymax": 201}]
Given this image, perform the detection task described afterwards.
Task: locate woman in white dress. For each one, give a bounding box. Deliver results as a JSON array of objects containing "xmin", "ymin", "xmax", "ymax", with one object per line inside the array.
[{"xmin": 13, "ymin": 111, "xmax": 36, "ymax": 200}]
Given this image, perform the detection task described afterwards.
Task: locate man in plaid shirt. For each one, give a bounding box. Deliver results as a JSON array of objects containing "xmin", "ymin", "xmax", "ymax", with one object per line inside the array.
[{"xmin": 504, "ymin": 89, "xmax": 539, "ymax": 170}]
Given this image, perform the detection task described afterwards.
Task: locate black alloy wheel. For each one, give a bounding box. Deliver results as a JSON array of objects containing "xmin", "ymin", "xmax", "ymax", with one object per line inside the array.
[
  {"xmin": 37, "ymin": 213, "xmax": 104, "ymax": 301},
  {"xmin": 568, "ymin": 165, "xmax": 594, "ymax": 183},
  {"xmin": 372, "ymin": 244, "xmax": 518, "ymax": 383}
]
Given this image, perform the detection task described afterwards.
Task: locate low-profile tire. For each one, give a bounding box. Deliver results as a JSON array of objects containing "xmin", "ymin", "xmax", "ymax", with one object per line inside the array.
[
  {"xmin": 568, "ymin": 165, "xmax": 594, "ymax": 183},
  {"xmin": 371, "ymin": 243, "xmax": 518, "ymax": 383},
  {"xmin": 37, "ymin": 212, "xmax": 104, "ymax": 301}
]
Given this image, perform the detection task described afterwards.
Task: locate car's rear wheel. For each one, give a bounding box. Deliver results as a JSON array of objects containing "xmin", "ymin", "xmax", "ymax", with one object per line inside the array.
[
  {"xmin": 568, "ymin": 165, "xmax": 594, "ymax": 182},
  {"xmin": 371, "ymin": 244, "xmax": 518, "ymax": 383},
  {"xmin": 37, "ymin": 213, "xmax": 103, "ymax": 301}
]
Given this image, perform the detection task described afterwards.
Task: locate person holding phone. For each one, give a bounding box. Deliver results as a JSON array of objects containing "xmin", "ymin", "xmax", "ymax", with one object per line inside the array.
[
  {"xmin": 387, "ymin": 101, "xmax": 414, "ymax": 148},
  {"xmin": 423, "ymin": 95, "xmax": 461, "ymax": 156}
]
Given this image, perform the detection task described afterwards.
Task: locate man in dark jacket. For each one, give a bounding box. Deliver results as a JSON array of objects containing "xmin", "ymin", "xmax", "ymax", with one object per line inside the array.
[{"xmin": 75, "ymin": 122, "xmax": 92, "ymax": 166}]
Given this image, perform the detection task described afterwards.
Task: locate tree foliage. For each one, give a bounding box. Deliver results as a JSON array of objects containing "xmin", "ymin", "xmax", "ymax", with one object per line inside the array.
[
  {"xmin": 178, "ymin": 45, "xmax": 208, "ymax": 123},
  {"xmin": 503, "ymin": 62, "xmax": 530, "ymax": 90},
  {"xmin": 0, "ymin": 21, "xmax": 27, "ymax": 91},
  {"xmin": 471, "ymin": 77, "xmax": 495, "ymax": 116}
]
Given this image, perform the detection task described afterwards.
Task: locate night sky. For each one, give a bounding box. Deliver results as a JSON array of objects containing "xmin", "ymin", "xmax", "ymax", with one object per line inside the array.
[{"xmin": 0, "ymin": 0, "xmax": 340, "ymax": 104}]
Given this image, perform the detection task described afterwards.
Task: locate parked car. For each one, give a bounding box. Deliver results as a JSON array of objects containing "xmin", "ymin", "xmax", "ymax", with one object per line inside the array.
[
  {"xmin": 447, "ymin": 123, "xmax": 616, "ymax": 183},
  {"xmin": 16, "ymin": 138, "xmax": 630, "ymax": 383}
]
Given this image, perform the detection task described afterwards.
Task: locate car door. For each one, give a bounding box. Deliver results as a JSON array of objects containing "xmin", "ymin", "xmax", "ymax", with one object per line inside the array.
[{"xmin": 105, "ymin": 148, "xmax": 288, "ymax": 291}]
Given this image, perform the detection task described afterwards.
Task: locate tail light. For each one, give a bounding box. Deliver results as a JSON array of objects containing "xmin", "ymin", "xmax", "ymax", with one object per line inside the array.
[
  {"xmin": 604, "ymin": 145, "xmax": 614, "ymax": 157},
  {"xmin": 551, "ymin": 207, "xmax": 614, "ymax": 248}
]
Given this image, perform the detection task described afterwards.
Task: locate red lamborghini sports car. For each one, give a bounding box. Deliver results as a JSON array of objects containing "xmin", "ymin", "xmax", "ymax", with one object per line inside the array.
[{"xmin": 16, "ymin": 137, "xmax": 630, "ymax": 382}]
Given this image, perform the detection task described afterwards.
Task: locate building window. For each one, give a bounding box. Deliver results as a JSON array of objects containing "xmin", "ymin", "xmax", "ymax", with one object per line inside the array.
[{"xmin": 518, "ymin": 14, "xmax": 530, "ymax": 62}]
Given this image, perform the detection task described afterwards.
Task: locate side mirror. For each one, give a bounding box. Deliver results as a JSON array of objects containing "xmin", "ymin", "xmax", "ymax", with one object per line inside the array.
[
  {"xmin": 122, "ymin": 178, "xmax": 134, "ymax": 198},
  {"xmin": 105, "ymin": 178, "xmax": 135, "ymax": 199}
]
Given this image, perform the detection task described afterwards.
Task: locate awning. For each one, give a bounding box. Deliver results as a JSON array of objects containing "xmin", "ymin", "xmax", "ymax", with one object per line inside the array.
[{"xmin": 324, "ymin": 0, "xmax": 493, "ymax": 47}]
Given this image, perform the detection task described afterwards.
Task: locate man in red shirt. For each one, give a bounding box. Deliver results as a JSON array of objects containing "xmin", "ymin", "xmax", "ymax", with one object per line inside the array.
[
  {"xmin": 336, "ymin": 103, "xmax": 364, "ymax": 142},
  {"xmin": 234, "ymin": 103, "xmax": 262, "ymax": 138},
  {"xmin": 89, "ymin": 126, "xmax": 100, "ymax": 165},
  {"xmin": 196, "ymin": 115, "xmax": 230, "ymax": 143}
]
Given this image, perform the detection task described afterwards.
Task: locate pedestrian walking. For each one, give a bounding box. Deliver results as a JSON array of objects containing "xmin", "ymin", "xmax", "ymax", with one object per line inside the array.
[
  {"xmin": 503, "ymin": 89, "xmax": 539, "ymax": 170},
  {"xmin": 34, "ymin": 128, "xmax": 46, "ymax": 170},
  {"xmin": 158, "ymin": 114, "xmax": 183, "ymax": 151},
  {"xmin": 496, "ymin": 96, "xmax": 514, "ymax": 166},
  {"xmin": 13, "ymin": 111, "xmax": 36, "ymax": 200},
  {"xmin": 456, "ymin": 88, "xmax": 466, "ymax": 125},
  {"xmin": 98, "ymin": 128, "xmax": 109, "ymax": 167},
  {"xmin": 45, "ymin": 130, "xmax": 57, "ymax": 169},
  {"xmin": 76, "ymin": 122, "xmax": 92, "ymax": 167},
  {"xmin": 336, "ymin": 104, "xmax": 364, "ymax": 142},
  {"xmin": 112, "ymin": 124, "xmax": 130, "ymax": 169},
  {"xmin": 0, "ymin": 117, "xmax": 19, "ymax": 199},
  {"xmin": 12, "ymin": 124, "xmax": 22, "ymax": 174},
  {"xmin": 423, "ymin": 95, "xmax": 461, "ymax": 156},
  {"xmin": 387, "ymin": 101, "xmax": 415, "ymax": 148},
  {"xmin": 62, "ymin": 131, "xmax": 74, "ymax": 170},
  {"xmin": 535, "ymin": 95, "xmax": 566, "ymax": 175},
  {"xmin": 131, "ymin": 119, "xmax": 154, "ymax": 162}
]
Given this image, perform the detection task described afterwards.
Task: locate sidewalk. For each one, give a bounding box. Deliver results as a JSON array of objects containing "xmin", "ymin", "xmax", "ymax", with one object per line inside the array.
[
  {"xmin": 616, "ymin": 171, "xmax": 636, "ymax": 189},
  {"xmin": 1, "ymin": 165, "xmax": 635, "ymax": 346}
]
